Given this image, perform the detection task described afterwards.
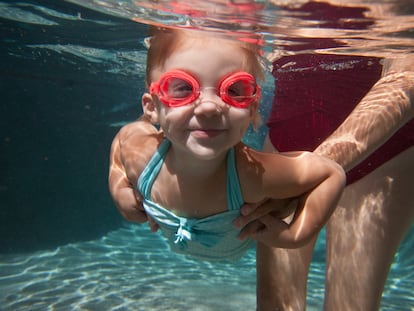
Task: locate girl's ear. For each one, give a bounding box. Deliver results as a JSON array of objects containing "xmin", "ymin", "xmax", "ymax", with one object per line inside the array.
[{"xmin": 142, "ymin": 93, "xmax": 159, "ymax": 124}]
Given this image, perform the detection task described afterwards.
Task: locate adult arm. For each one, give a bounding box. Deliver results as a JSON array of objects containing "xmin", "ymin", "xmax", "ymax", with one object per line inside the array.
[
  {"xmin": 315, "ymin": 56, "xmax": 414, "ymax": 166},
  {"xmin": 108, "ymin": 120, "xmax": 160, "ymax": 231}
]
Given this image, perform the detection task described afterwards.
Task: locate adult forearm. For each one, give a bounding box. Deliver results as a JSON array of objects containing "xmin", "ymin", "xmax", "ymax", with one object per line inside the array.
[{"xmin": 314, "ymin": 70, "xmax": 414, "ymax": 171}]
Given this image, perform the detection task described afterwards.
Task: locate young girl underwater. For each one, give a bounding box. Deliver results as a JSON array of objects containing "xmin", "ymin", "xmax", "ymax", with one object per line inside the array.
[{"xmin": 108, "ymin": 27, "xmax": 346, "ymax": 261}]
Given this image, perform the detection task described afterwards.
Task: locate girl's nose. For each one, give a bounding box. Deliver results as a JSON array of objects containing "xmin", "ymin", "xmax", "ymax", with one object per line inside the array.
[{"xmin": 193, "ymin": 88, "xmax": 223, "ymax": 116}]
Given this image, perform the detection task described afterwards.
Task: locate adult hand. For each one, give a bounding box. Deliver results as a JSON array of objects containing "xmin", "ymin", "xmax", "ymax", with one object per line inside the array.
[
  {"xmin": 234, "ymin": 198, "xmax": 298, "ymax": 246},
  {"xmin": 113, "ymin": 187, "xmax": 159, "ymax": 232}
]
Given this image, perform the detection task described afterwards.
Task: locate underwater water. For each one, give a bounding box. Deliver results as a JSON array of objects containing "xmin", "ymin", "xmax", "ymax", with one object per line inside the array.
[{"xmin": 1, "ymin": 0, "xmax": 413, "ymax": 310}]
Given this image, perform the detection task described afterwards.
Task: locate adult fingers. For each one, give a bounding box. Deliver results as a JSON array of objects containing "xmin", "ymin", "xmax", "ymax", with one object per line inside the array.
[
  {"xmin": 234, "ymin": 198, "xmax": 295, "ymax": 228},
  {"xmin": 118, "ymin": 206, "xmax": 148, "ymax": 223},
  {"xmin": 147, "ymin": 216, "xmax": 159, "ymax": 232},
  {"xmin": 249, "ymin": 215, "xmax": 291, "ymax": 247},
  {"xmin": 113, "ymin": 188, "xmax": 148, "ymax": 223}
]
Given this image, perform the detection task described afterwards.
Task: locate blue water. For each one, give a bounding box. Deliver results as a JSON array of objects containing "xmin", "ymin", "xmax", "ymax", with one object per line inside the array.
[{"xmin": 0, "ymin": 1, "xmax": 413, "ymax": 310}]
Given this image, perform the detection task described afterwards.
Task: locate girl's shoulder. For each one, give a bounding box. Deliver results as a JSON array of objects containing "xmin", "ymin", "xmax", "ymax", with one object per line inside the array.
[
  {"xmin": 236, "ymin": 143, "xmax": 311, "ymax": 167},
  {"xmin": 235, "ymin": 143, "xmax": 283, "ymax": 168},
  {"xmin": 235, "ymin": 143, "xmax": 314, "ymax": 201},
  {"xmin": 235, "ymin": 144, "xmax": 270, "ymax": 202}
]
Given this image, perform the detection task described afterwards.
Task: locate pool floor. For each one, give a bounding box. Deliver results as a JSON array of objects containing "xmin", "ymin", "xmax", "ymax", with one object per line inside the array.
[{"xmin": 1, "ymin": 224, "xmax": 413, "ymax": 310}]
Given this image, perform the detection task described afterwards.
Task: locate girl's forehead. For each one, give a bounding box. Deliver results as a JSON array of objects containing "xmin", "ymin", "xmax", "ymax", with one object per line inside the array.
[
  {"xmin": 178, "ymin": 35, "xmax": 244, "ymax": 53},
  {"xmin": 163, "ymin": 39, "xmax": 248, "ymax": 73}
]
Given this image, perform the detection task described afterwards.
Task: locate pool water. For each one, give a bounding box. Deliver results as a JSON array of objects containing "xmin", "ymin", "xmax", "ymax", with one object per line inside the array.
[
  {"xmin": 1, "ymin": 224, "xmax": 413, "ymax": 310},
  {"xmin": 1, "ymin": 1, "xmax": 413, "ymax": 310}
]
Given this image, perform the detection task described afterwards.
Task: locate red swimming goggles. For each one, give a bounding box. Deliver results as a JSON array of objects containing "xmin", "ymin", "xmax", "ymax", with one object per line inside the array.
[{"xmin": 149, "ymin": 69, "xmax": 261, "ymax": 108}]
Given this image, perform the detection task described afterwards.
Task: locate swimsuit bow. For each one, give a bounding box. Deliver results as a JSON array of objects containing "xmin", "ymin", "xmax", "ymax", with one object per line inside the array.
[{"xmin": 173, "ymin": 219, "xmax": 222, "ymax": 249}]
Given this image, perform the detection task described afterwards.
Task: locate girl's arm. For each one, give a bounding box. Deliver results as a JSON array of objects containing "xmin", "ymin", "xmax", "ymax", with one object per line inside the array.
[
  {"xmin": 239, "ymin": 150, "xmax": 346, "ymax": 248},
  {"xmin": 270, "ymin": 154, "xmax": 346, "ymax": 248}
]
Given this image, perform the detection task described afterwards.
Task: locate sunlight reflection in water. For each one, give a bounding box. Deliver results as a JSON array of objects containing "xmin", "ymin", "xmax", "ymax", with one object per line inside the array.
[{"xmin": 1, "ymin": 224, "xmax": 413, "ymax": 310}]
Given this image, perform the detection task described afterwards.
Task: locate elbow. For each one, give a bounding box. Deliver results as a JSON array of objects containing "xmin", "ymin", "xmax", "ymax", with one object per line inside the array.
[
  {"xmin": 275, "ymin": 226, "xmax": 322, "ymax": 249},
  {"xmin": 284, "ymin": 230, "xmax": 320, "ymax": 249}
]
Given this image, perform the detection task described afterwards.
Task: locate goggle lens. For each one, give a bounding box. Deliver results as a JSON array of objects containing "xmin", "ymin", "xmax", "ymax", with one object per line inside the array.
[
  {"xmin": 219, "ymin": 72, "xmax": 259, "ymax": 108},
  {"xmin": 163, "ymin": 78, "xmax": 193, "ymax": 98}
]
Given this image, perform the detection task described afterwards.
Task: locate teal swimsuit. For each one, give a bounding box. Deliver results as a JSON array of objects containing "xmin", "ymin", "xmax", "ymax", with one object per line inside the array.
[{"xmin": 137, "ymin": 139, "xmax": 253, "ymax": 261}]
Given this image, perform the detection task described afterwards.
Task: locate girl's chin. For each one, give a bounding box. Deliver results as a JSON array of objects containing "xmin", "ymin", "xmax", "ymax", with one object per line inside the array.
[{"xmin": 185, "ymin": 143, "xmax": 228, "ymax": 160}]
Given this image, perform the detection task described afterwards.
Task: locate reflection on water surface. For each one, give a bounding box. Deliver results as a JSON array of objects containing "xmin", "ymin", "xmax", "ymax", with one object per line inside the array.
[{"xmin": 67, "ymin": 0, "xmax": 414, "ymax": 58}]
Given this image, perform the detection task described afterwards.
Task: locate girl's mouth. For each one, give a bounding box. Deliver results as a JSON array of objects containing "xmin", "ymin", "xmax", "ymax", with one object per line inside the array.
[{"xmin": 190, "ymin": 129, "xmax": 225, "ymax": 138}]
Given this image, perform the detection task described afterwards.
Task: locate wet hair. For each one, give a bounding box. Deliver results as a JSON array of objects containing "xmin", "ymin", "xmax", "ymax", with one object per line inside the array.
[{"xmin": 145, "ymin": 27, "xmax": 264, "ymax": 87}]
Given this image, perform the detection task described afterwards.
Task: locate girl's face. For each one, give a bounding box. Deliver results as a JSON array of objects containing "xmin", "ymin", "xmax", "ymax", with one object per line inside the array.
[{"xmin": 143, "ymin": 37, "xmax": 259, "ymax": 161}]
